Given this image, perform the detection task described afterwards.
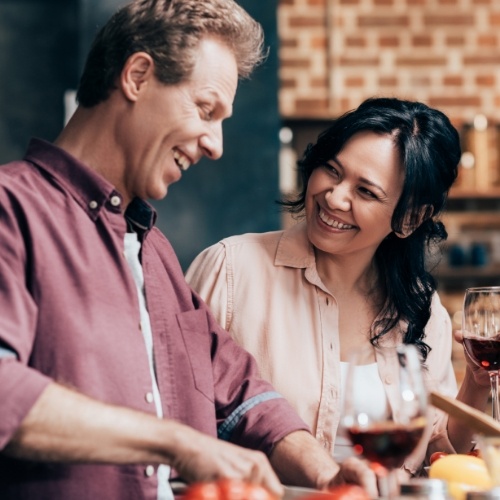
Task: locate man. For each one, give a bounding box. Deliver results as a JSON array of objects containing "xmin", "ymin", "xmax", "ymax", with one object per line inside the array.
[{"xmin": 0, "ymin": 1, "xmax": 377, "ymax": 498}]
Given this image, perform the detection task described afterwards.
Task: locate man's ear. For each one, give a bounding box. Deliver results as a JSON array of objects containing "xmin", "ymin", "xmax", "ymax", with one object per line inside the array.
[
  {"xmin": 120, "ymin": 52, "xmax": 155, "ymax": 102},
  {"xmin": 395, "ymin": 205, "xmax": 434, "ymax": 239}
]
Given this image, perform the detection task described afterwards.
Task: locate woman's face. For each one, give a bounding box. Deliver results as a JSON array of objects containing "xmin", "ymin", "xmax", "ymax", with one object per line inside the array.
[{"xmin": 305, "ymin": 130, "xmax": 405, "ymax": 261}]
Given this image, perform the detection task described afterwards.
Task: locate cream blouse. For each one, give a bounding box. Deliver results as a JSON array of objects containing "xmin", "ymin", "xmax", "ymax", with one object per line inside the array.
[{"xmin": 186, "ymin": 221, "xmax": 458, "ymax": 475}]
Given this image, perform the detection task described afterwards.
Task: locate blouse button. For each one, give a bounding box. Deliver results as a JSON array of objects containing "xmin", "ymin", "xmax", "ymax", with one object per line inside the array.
[
  {"xmin": 385, "ymin": 376, "xmax": 393, "ymax": 385},
  {"xmin": 110, "ymin": 195, "xmax": 121, "ymax": 207},
  {"xmin": 89, "ymin": 200, "xmax": 98, "ymax": 210},
  {"xmin": 144, "ymin": 465, "xmax": 155, "ymax": 477},
  {"xmin": 145, "ymin": 392, "xmax": 154, "ymax": 404}
]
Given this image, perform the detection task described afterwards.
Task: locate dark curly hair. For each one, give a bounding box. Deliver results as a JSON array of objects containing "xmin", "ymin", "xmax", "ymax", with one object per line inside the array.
[
  {"xmin": 282, "ymin": 97, "xmax": 461, "ymax": 361},
  {"xmin": 77, "ymin": 0, "xmax": 265, "ymax": 107}
]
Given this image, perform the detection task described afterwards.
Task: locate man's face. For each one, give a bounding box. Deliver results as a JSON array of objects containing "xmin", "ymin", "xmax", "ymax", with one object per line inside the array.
[{"xmin": 118, "ymin": 37, "xmax": 238, "ymax": 204}]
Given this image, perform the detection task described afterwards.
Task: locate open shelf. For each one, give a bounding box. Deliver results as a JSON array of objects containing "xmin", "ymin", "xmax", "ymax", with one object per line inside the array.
[{"xmin": 449, "ymin": 187, "xmax": 500, "ymax": 199}]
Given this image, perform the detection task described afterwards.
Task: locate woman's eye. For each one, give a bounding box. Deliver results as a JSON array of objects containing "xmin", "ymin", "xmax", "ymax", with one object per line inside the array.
[
  {"xmin": 359, "ymin": 187, "xmax": 377, "ymax": 199},
  {"xmin": 324, "ymin": 164, "xmax": 339, "ymax": 177}
]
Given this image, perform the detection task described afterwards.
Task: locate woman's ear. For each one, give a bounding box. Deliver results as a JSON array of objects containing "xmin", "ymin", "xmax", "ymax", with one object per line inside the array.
[
  {"xmin": 395, "ymin": 205, "xmax": 434, "ymax": 239},
  {"xmin": 120, "ymin": 52, "xmax": 155, "ymax": 102}
]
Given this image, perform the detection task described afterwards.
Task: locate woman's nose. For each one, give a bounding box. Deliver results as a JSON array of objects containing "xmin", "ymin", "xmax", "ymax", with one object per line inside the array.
[{"xmin": 325, "ymin": 184, "xmax": 351, "ymax": 211}]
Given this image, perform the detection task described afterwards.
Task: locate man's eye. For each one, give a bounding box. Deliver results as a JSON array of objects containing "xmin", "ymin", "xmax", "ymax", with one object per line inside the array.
[{"xmin": 201, "ymin": 107, "xmax": 214, "ymax": 120}]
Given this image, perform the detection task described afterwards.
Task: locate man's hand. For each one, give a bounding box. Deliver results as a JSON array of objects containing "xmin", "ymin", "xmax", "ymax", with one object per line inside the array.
[
  {"xmin": 5, "ymin": 383, "xmax": 283, "ymax": 496},
  {"xmin": 327, "ymin": 456, "xmax": 378, "ymax": 499},
  {"xmin": 169, "ymin": 426, "xmax": 283, "ymax": 497},
  {"xmin": 269, "ymin": 431, "xmax": 377, "ymax": 497}
]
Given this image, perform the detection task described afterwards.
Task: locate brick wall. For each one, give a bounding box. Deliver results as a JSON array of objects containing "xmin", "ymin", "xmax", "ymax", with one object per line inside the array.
[{"xmin": 278, "ymin": 0, "xmax": 500, "ymax": 124}]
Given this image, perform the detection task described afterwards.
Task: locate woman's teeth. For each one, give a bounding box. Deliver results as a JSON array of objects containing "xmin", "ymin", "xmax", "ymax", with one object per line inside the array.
[
  {"xmin": 173, "ymin": 150, "xmax": 191, "ymax": 171},
  {"xmin": 319, "ymin": 209, "xmax": 354, "ymax": 229}
]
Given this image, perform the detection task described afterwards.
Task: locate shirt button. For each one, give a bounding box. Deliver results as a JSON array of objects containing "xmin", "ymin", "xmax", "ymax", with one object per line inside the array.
[
  {"xmin": 145, "ymin": 392, "xmax": 154, "ymax": 403},
  {"xmin": 326, "ymin": 297, "xmax": 330, "ymax": 305},
  {"xmin": 144, "ymin": 465, "xmax": 155, "ymax": 477},
  {"xmin": 385, "ymin": 376, "xmax": 393, "ymax": 384},
  {"xmin": 89, "ymin": 200, "xmax": 98, "ymax": 210},
  {"xmin": 110, "ymin": 195, "xmax": 121, "ymax": 207}
]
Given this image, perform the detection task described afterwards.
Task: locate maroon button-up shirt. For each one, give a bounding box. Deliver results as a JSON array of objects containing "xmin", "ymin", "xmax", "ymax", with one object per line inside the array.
[{"xmin": 0, "ymin": 139, "xmax": 308, "ymax": 499}]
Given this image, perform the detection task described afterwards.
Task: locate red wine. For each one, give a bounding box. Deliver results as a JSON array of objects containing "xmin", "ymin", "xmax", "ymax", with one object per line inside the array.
[
  {"xmin": 463, "ymin": 337, "xmax": 500, "ymax": 371},
  {"xmin": 347, "ymin": 420, "xmax": 425, "ymax": 470}
]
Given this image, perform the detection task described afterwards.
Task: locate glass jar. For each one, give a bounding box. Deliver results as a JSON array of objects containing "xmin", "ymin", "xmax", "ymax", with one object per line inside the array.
[
  {"xmin": 467, "ymin": 489, "xmax": 500, "ymax": 500},
  {"xmin": 399, "ymin": 479, "xmax": 450, "ymax": 500}
]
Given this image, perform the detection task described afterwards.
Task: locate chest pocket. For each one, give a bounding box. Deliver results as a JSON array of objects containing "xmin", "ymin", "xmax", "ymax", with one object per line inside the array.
[{"xmin": 177, "ymin": 309, "xmax": 215, "ymax": 402}]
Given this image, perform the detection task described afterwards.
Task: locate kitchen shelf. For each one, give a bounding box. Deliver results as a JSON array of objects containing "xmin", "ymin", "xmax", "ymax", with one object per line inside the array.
[
  {"xmin": 433, "ymin": 264, "xmax": 500, "ymax": 280},
  {"xmin": 449, "ymin": 187, "xmax": 500, "ymax": 199}
]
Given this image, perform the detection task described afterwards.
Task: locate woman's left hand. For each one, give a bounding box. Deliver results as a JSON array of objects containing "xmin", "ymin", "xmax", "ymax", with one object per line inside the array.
[{"xmin": 453, "ymin": 330, "xmax": 491, "ymax": 388}]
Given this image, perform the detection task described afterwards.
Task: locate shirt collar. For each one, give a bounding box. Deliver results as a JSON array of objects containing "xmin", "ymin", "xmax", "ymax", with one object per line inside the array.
[
  {"xmin": 275, "ymin": 220, "xmax": 334, "ymax": 295},
  {"xmin": 275, "ymin": 220, "xmax": 316, "ymax": 269},
  {"xmin": 23, "ymin": 138, "xmax": 156, "ymax": 230}
]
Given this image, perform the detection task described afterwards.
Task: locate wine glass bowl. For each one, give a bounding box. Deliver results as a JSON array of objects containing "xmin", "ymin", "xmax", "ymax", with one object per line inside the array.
[
  {"xmin": 347, "ymin": 417, "xmax": 427, "ymax": 471},
  {"xmin": 342, "ymin": 344, "xmax": 428, "ymax": 498},
  {"xmin": 462, "ymin": 287, "xmax": 500, "ymax": 420}
]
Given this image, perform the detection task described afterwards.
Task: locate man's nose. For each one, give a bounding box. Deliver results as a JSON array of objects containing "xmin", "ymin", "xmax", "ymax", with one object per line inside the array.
[{"xmin": 200, "ymin": 122, "xmax": 223, "ymax": 160}]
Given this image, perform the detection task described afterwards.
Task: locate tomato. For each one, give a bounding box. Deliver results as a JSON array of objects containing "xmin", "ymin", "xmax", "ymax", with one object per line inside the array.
[
  {"xmin": 184, "ymin": 482, "xmax": 220, "ymax": 500},
  {"xmin": 326, "ymin": 485, "xmax": 370, "ymax": 500},
  {"xmin": 217, "ymin": 479, "xmax": 248, "ymax": 500},
  {"xmin": 299, "ymin": 485, "xmax": 369, "ymax": 500},
  {"xmin": 244, "ymin": 484, "xmax": 277, "ymax": 500},
  {"xmin": 430, "ymin": 451, "xmax": 449, "ymax": 464},
  {"xmin": 183, "ymin": 479, "xmax": 276, "ymax": 500},
  {"xmin": 468, "ymin": 449, "xmax": 482, "ymax": 458}
]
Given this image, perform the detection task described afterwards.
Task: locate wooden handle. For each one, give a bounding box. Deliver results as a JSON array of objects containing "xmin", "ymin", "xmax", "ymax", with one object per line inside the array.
[{"xmin": 430, "ymin": 391, "xmax": 500, "ymax": 436}]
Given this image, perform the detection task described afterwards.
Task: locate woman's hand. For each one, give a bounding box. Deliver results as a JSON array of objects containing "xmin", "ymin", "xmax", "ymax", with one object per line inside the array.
[{"xmin": 453, "ymin": 330, "xmax": 490, "ymax": 388}]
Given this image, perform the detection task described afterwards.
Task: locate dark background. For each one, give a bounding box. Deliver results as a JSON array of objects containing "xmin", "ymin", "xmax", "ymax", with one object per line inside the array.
[{"xmin": 0, "ymin": 0, "xmax": 281, "ymax": 270}]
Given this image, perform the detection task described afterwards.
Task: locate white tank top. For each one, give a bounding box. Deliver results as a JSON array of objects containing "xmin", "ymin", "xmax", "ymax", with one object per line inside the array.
[{"xmin": 334, "ymin": 362, "xmax": 388, "ymax": 463}]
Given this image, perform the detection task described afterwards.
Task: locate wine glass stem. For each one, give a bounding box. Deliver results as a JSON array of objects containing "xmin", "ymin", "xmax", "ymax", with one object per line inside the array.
[
  {"xmin": 378, "ymin": 468, "xmax": 399, "ymax": 499},
  {"xmin": 490, "ymin": 371, "xmax": 500, "ymax": 422}
]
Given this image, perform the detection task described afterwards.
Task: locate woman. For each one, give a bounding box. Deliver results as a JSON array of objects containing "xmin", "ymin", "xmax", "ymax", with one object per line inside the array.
[{"xmin": 186, "ymin": 97, "xmax": 490, "ymax": 476}]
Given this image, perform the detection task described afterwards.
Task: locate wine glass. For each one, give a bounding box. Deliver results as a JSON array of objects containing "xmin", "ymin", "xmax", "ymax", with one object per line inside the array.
[
  {"xmin": 462, "ymin": 286, "xmax": 500, "ymax": 421},
  {"xmin": 341, "ymin": 344, "xmax": 428, "ymax": 499}
]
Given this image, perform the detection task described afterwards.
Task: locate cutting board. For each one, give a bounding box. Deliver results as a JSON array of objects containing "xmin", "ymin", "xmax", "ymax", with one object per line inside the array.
[{"xmin": 430, "ymin": 391, "xmax": 500, "ymax": 436}]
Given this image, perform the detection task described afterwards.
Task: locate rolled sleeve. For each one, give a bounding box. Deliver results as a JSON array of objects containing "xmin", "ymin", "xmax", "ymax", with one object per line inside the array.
[
  {"xmin": 0, "ymin": 359, "xmax": 52, "ymax": 448},
  {"xmin": 409, "ymin": 293, "xmax": 458, "ymax": 471},
  {"xmin": 220, "ymin": 395, "xmax": 311, "ymax": 455},
  {"xmin": 0, "ymin": 189, "xmax": 52, "ymax": 448}
]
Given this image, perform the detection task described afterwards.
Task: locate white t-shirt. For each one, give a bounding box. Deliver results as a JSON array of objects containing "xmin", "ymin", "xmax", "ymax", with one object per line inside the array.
[{"xmin": 124, "ymin": 232, "xmax": 173, "ymax": 500}]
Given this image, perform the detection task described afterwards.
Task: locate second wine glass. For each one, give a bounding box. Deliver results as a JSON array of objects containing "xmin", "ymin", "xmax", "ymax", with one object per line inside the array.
[
  {"xmin": 462, "ymin": 286, "xmax": 500, "ymax": 421},
  {"xmin": 342, "ymin": 344, "xmax": 428, "ymax": 499}
]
